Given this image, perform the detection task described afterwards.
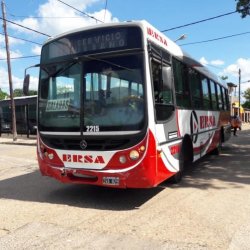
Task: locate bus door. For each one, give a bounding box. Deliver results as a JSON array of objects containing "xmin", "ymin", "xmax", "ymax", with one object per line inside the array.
[{"xmin": 149, "ymin": 47, "xmax": 179, "ymax": 172}]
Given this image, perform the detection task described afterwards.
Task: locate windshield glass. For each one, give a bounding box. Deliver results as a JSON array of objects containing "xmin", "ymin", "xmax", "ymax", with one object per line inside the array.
[{"xmin": 39, "ymin": 53, "xmax": 145, "ymax": 132}]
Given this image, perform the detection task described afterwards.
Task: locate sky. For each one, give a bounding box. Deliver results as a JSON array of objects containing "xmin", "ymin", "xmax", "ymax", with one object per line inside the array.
[{"xmin": 1, "ymin": 0, "xmax": 250, "ymax": 96}]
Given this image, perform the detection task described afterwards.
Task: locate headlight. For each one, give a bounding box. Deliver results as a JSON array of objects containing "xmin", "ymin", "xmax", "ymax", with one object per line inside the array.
[
  {"xmin": 48, "ymin": 153, "xmax": 54, "ymax": 160},
  {"xmin": 129, "ymin": 150, "xmax": 140, "ymax": 160}
]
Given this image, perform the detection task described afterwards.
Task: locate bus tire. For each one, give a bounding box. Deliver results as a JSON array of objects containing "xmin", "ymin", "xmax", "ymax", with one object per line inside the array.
[
  {"xmin": 171, "ymin": 156, "xmax": 184, "ymax": 184},
  {"xmin": 211, "ymin": 134, "xmax": 222, "ymax": 155},
  {"xmin": 171, "ymin": 136, "xmax": 193, "ymax": 184}
]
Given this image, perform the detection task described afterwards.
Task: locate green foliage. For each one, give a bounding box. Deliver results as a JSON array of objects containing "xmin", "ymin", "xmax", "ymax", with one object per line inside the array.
[
  {"xmin": 236, "ymin": 0, "xmax": 250, "ymax": 18},
  {"xmin": 13, "ymin": 88, "xmax": 37, "ymax": 97},
  {"xmin": 243, "ymin": 88, "xmax": 250, "ymax": 100},
  {"xmin": 220, "ymin": 76, "xmax": 228, "ymax": 81},
  {"xmin": 0, "ymin": 89, "xmax": 8, "ymax": 100},
  {"xmin": 242, "ymin": 88, "xmax": 250, "ymax": 108},
  {"xmin": 13, "ymin": 88, "xmax": 23, "ymax": 97},
  {"xmin": 242, "ymin": 101, "xmax": 250, "ymax": 109},
  {"xmin": 28, "ymin": 90, "xmax": 38, "ymax": 96},
  {"xmin": 0, "ymin": 89, "xmax": 37, "ymax": 100}
]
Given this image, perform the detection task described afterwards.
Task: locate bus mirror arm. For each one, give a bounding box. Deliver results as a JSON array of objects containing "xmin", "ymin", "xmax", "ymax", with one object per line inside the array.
[
  {"xmin": 23, "ymin": 74, "xmax": 30, "ymax": 96},
  {"xmin": 23, "ymin": 64, "xmax": 40, "ymax": 96}
]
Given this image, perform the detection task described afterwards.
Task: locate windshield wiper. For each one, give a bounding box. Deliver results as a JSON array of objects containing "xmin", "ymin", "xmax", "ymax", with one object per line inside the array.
[
  {"xmin": 41, "ymin": 58, "xmax": 79, "ymax": 78},
  {"xmin": 77, "ymin": 54, "xmax": 136, "ymax": 72},
  {"xmin": 51, "ymin": 61, "xmax": 79, "ymax": 77}
]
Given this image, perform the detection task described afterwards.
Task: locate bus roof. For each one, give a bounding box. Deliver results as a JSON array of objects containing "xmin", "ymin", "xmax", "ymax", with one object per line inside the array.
[{"xmin": 43, "ymin": 20, "xmax": 221, "ymax": 85}]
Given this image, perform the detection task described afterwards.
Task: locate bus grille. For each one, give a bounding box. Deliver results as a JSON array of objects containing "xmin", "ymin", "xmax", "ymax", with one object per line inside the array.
[{"xmin": 41, "ymin": 137, "xmax": 132, "ymax": 151}]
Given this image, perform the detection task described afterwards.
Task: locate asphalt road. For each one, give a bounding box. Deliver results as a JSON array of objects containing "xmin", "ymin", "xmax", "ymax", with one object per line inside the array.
[{"xmin": 0, "ymin": 128, "xmax": 250, "ymax": 250}]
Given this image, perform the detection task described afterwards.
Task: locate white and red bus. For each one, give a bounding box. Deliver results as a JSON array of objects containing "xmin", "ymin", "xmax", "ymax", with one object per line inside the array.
[{"xmin": 25, "ymin": 20, "xmax": 231, "ymax": 188}]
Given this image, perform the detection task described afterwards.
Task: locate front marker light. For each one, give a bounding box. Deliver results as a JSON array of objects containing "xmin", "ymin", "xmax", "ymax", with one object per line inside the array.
[
  {"xmin": 129, "ymin": 150, "xmax": 140, "ymax": 160},
  {"xmin": 119, "ymin": 155, "xmax": 127, "ymax": 164},
  {"xmin": 48, "ymin": 153, "xmax": 54, "ymax": 160},
  {"xmin": 140, "ymin": 145, "xmax": 145, "ymax": 152}
]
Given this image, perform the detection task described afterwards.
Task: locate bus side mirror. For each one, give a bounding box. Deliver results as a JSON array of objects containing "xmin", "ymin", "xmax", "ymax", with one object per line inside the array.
[
  {"xmin": 23, "ymin": 74, "xmax": 30, "ymax": 96},
  {"xmin": 23, "ymin": 64, "xmax": 40, "ymax": 96},
  {"xmin": 162, "ymin": 66, "xmax": 172, "ymax": 89}
]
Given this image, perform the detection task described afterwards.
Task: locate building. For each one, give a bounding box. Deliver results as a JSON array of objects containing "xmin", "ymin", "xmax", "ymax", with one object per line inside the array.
[{"xmin": 0, "ymin": 95, "xmax": 37, "ymax": 136}]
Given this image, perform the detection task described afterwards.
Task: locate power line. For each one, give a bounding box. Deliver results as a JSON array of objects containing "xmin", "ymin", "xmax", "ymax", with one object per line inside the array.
[
  {"xmin": 9, "ymin": 13, "xmax": 86, "ymax": 19},
  {"xmin": 0, "ymin": 16, "xmax": 51, "ymax": 37},
  {"xmin": 56, "ymin": 0, "xmax": 104, "ymax": 23},
  {"xmin": 180, "ymin": 30, "xmax": 250, "ymax": 46},
  {"xmin": 3, "ymin": 31, "xmax": 248, "ymax": 60},
  {"xmin": 161, "ymin": 10, "xmax": 237, "ymax": 32},
  {"xmin": 0, "ymin": 55, "xmax": 40, "ymax": 60},
  {"xmin": 5, "ymin": 1, "xmax": 103, "ymax": 22},
  {"xmin": 0, "ymin": 32, "xmax": 43, "ymax": 45}
]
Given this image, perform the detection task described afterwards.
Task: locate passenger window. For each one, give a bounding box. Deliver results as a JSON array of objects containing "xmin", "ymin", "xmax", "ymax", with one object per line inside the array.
[
  {"xmin": 188, "ymin": 68, "xmax": 202, "ymax": 109},
  {"xmin": 201, "ymin": 76, "xmax": 211, "ymax": 110},
  {"xmin": 172, "ymin": 58, "xmax": 191, "ymax": 108},
  {"xmin": 224, "ymin": 88, "xmax": 230, "ymax": 110},
  {"xmin": 217, "ymin": 85, "xmax": 224, "ymax": 110},
  {"xmin": 152, "ymin": 60, "xmax": 173, "ymax": 105},
  {"xmin": 151, "ymin": 60, "xmax": 174, "ymax": 122},
  {"xmin": 210, "ymin": 80, "xmax": 219, "ymax": 110}
]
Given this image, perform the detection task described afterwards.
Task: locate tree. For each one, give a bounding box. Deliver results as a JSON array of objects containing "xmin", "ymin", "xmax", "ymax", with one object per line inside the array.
[
  {"xmin": 13, "ymin": 88, "xmax": 37, "ymax": 97},
  {"xmin": 242, "ymin": 101, "xmax": 250, "ymax": 109},
  {"xmin": 242, "ymin": 88, "xmax": 250, "ymax": 109},
  {"xmin": 0, "ymin": 88, "xmax": 8, "ymax": 100},
  {"xmin": 0, "ymin": 88, "xmax": 37, "ymax": 100},
  {"xmin": 243, "ymin": 88, "xmax": 250, "ymax": 100},
  {"xmin": 220, "ymin": 76, "xmax": 228, "ymax": 81},
  {"xmin": 28, "ymin": 90, "xmax": 37, "ymax": 96},
  {"xmin": 236, "ymin": 0, "xmax": 250, "ymax": 18},
  {"xmin": 13, "ymin": 88, "xmax": 23, "ymax": 97}
]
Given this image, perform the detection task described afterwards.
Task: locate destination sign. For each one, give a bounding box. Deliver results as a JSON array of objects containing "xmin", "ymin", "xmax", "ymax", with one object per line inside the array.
[
  {"xmin": 48, "ymin": 29, "xmax": 127, "ymax": 59},
  {"xmin": 41, "ymin": 26, "xmax": 143, "ymax": 63}
]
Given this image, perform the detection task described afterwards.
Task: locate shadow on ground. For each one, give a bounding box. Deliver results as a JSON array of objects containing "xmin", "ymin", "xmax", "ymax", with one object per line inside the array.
[
  {"xmin": 164, "ymin": 129, "xmax": 250, "ymax": 189},
  {"xmin": 0, "ymin": 130, "xmax": 249, "ymax": 210},
  {"xmin": 0, "ymin": 169, "xmax": 163, "ymax": 210}
]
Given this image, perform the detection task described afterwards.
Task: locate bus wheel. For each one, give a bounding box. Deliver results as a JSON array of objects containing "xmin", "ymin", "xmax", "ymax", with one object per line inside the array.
[
  {"xmin": 171, "ymin": 153, "xmax": 185, "ymax": 184},
  {"xmin": 211, "ymin": 135, "xmax": 222, "ymax": 155}
]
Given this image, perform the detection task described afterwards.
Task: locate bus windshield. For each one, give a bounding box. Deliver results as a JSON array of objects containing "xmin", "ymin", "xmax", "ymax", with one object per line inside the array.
[{"xmin": 39, "ymin": 53, "xmax": 145, "ymax": 132}]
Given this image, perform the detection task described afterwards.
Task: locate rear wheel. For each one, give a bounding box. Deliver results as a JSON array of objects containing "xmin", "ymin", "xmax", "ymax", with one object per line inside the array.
[
  {"xmin": 171, "ymin": 159, "xmax": 184, "ymax": 183},
  {"xmin": 211, "ymin": 134, "xmax": 222, "ymax": 155},
  {"xmin": 171, "ymin": 150, "xmax": 187, "ymax": 184},
  {"xmin": 171, "ymin": 137, "xmax": 193, "ymax": 184}
]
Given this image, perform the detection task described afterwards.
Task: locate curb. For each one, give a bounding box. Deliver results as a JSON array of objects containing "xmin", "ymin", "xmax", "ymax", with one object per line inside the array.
[{"xmin": 0, "ymin": 141, "xmax": 37, "ymax": 146}]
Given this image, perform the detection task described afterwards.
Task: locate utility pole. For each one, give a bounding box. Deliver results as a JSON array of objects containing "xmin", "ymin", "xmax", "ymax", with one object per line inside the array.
[
  {"xmin": 1, "ymin": 0, "xmax": 17, "ymax": 141},
  {"xmin": 238, "ymin": 68, "xmax": 241, "ymax": 119}
]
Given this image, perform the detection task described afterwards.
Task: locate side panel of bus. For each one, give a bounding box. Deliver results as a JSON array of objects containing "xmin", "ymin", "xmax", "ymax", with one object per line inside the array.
[{"xmin": 146, "ymin": 38, "xmax": 231, "ymax": 185}]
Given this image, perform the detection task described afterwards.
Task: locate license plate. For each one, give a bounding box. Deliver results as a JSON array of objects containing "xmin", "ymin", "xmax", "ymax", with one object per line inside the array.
[{"xmin": 102, "ymin": 177, "xmax": 119, "ymax": 186}]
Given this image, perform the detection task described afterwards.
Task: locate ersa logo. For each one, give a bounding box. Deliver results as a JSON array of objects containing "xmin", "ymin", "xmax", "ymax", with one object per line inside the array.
[
  {"xmin": 190, "ymin": 111, "xmax": 199, "ymax": 143},
  {"xmin": 62, "ymin": 154, "xmax": 105, "ymax": 164}
]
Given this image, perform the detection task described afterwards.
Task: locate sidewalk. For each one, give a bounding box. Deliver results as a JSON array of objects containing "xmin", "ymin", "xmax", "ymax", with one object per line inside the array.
[
  {"xmin": 242, "ymin": 122, "xmax": 250, "ymax": 130},
  {"xmin": 0, "ymin": 133, "xmax": 37, "ymax": 146},
  {"xmin": 0, "ymin": 123, "xmax": 250, "ymax": 146}
]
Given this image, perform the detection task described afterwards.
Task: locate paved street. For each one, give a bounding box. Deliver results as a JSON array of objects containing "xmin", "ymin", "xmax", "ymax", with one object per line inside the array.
[{"xmin": 0, "ymin": 125, "xmax": 250, "ymax": 249}]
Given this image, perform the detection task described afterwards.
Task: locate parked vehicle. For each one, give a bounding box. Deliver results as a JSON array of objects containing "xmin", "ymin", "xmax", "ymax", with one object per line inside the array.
[{"xmin": 0, "ymin": 121, "xmax": 11, "ymax": 133}]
